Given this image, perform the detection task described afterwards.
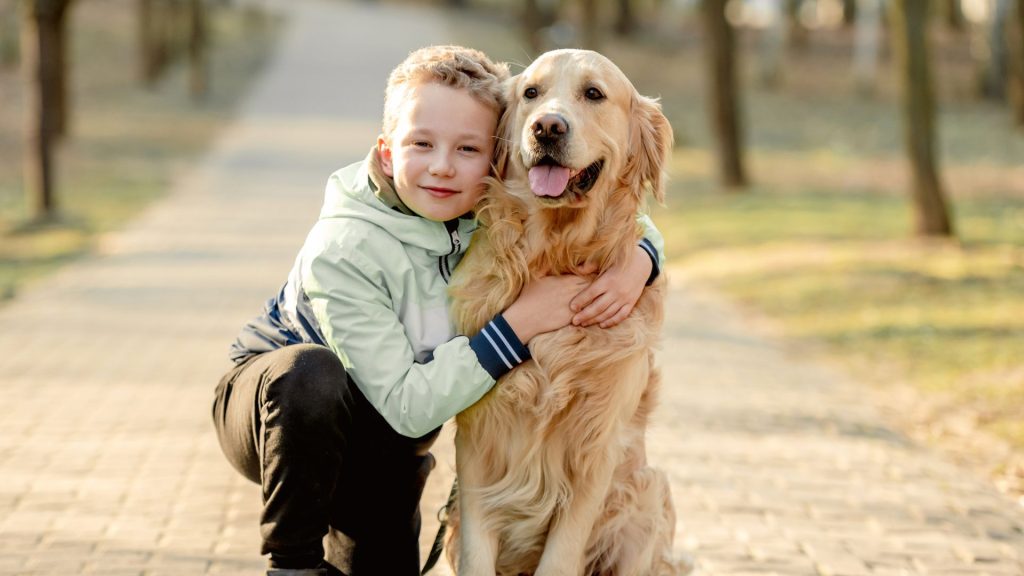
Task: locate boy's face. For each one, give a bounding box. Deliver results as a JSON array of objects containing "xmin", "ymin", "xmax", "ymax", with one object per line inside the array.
[{"xmin": 378, "ymin": 82, "xmax": 498, "ymax": 222}]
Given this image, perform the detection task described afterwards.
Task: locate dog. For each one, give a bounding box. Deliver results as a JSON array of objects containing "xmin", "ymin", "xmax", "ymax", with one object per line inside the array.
[{"xmin": 446, "ymin": 49, "xmax": 680, "ymax": 576}]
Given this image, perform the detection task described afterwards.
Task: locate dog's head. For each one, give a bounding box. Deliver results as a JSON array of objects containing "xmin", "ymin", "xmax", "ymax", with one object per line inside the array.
[{"xmin": 495, "ymin": 49, "xmax": 673, "ymax": 211}]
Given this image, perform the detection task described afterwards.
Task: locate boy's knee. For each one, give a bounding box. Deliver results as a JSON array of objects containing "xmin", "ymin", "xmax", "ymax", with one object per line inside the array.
[{"xmin": 262, "ymin": 345, "xmax": 351, "ymax": 423}]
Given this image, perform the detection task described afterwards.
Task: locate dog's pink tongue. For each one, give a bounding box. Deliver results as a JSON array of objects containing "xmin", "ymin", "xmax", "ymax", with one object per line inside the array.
[{"xmin": 528, "ymin": 165, "xmax": 571, "ymax": 197}]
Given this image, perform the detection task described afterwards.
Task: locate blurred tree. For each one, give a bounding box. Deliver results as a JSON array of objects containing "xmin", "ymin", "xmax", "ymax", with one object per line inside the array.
[
  {"xmin": 940, "ymin": 0, "xmax": 965, "ymax": 32},
  {"xmin": 979, "ymin": 0, "xmax": 1012, "ymax": 100},
  {"xmin": 703, "ymin": 0, "xmax": 747, "ymax": 189},
  {"xmin": 139, "ymin": 0, "xmax": 208, "ymax": 98},
  {"xmin": 51, "ymin": 0, "xmax": 69, "ymax": 137},
  {"xmin": 843, "ymin": 0, "xmax": 857, "ymax": 26},
  {"xmin": 614, "ymin": 0, "xmax": 634, "ymax": 36},
  {"xmin": 139, "ymin": 0, "xmax": 182, "ymax": 87},
  {"xmin": 138, "ymin": 0, "xmax": 161, "ymax": 84},
  {"xmin": 786, "ymin": 0, "xmax": 810, "ymax": 51},
  {"xmin": 188, "ymin": 0, "xmax": 207, "ymax": 100},
  {"xmin": 853, "ymin": 0, "xmax": 884, "ymax": 95},
  {"xmin": 1011, "ymin": 0, "xmax": 1024, "ymax": 125},
  {"xmin": 1, "ymin": 0, "xmax": 18, "ymax": 67},
  {"xmin": 890, "ymin": 0, "xmax": 954, "ymax": 237},
  {"xmin": 20, "ymin": 0, "xmax": 73, "ymax": 221}
]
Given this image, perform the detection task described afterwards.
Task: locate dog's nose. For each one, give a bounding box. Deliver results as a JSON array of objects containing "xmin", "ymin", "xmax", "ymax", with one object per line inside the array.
[{"xmin": 532, "ymin": 114, "xmax": 569, "ymax": 143}]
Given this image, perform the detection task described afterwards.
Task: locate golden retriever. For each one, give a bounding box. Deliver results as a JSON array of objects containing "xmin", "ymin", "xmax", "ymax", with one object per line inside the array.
[{"xmin": 446, "ymin": 49, "xmax": 680, "ymax": 576}]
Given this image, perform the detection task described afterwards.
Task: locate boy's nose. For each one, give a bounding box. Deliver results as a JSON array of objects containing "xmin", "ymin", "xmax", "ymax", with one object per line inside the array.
[{"xmin": 429, "ymin": 153, "xmax": 455, "ymax": 177}]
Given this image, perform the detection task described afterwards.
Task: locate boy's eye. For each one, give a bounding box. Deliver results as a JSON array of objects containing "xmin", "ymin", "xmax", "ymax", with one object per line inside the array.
[
  {"xmin": 524, "ymin": 87, "xmax": 538, "ymax": 100},
  {"xmin": 413, "ymin": 141, "xmax": 430, "ymax": 148},
  {"xmin": 584, "ymin": 87, "xmax": 604, "ymax": 101}
]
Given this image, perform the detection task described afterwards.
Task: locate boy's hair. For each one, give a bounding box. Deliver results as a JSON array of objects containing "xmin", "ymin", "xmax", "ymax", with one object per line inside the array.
[{"xmin": 382, "ymin": 45, "xmax": 510, "ymax": 138}]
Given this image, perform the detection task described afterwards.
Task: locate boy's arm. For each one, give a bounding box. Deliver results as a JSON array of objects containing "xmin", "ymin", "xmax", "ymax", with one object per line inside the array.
[
  {"xmin": 304, "ymin": 245, "xmax": 583, "ymax": 439},
  {"xmin": 305, "ymin": 249, "xmax": 494, "ymax": 439},
  {"xmin": 569, "ymin": 212, "xmax": 665, "ymax": 328}
]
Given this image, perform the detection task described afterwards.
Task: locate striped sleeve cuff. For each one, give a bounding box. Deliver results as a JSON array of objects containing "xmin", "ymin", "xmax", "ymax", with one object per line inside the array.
[
  {"xmin": 639, "ymin": 237, "xmax": 661, "ymax": 286},
  {"xmin": 468, "ymin": 313, "xmax": 531, "ymax": 380}
]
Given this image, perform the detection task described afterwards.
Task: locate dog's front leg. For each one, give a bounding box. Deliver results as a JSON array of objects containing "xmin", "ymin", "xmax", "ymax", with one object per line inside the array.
[
  {"xmin": 535, "ymin": 354, "xmax": 651, "ymax": 576},
  {"xmin": 454, "ymin": 433, "xmax": 499, "ymax": 575},
  {"xmin": 534, "ymin": 456, "xmax": 618, "ymax": 576}
]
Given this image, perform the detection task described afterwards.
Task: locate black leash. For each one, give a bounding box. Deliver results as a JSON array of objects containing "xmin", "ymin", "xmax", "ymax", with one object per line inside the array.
[{"xmin": 420, "ymin": 478, "xmax": 458, "ymax": 575}]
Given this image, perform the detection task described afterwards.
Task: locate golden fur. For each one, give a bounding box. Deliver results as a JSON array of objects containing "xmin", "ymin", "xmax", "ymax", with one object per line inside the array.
[{"xmin": 446, "ymin": 50, "xmax": 681, "ymax": 576}]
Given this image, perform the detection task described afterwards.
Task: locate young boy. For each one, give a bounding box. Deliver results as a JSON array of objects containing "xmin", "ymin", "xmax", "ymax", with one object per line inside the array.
[{"xmin": 212, "ymin": 46, "xmax": 665, "ymax": 576}]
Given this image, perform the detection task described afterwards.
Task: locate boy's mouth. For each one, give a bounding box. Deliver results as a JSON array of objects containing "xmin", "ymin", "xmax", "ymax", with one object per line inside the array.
[{"xmin": 423, "ymin": 186, "xmax": 459, "ymax": 198}]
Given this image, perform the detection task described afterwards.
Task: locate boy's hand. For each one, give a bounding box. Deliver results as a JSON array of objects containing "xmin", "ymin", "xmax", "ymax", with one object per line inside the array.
[
  {"xmin": 504, "ymin": 275, "xmax": 590, "ymax": 344},
  {"xmin": 570, "ymin": 245, "xmax": 653, "ymax": 329}
]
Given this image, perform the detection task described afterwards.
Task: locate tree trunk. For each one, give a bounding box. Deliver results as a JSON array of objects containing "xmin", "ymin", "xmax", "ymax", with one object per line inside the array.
[
  {"xmin": 703, "ymin": 0, "xmax": 747, "ymax": 189},
  {"xmin": 188, "ymin": 0, "xmax": 206, "ymax": 100},
  {"xmin": 1010, "ymin": 0, "xmax": 1024, "ymax": 126},
  {"xmin": 20, "ymin": 0, "xmax": 62, "ymax": 221},
  {"xmin": 140, "ymin": 0, "xmax": 178, "ymax": 86},
  {"xmin": 979, "ymin": 0, "xmax": 1012, "ymax": 100},
  {"xmin": 940, "ymin": 0, "xmax": 964, "ymax": 32},
  {"xmin": 139, "ymin": 0, "xmax": 159, "ymax": 84},
  {"xmin": 853, "ymin": 0, "xmax": 884, "ymax": 96},
  {"xmin": 843, "ymin": 0, "xmax": 857, "ymax": 27},
  {"xmin": 51, "ymin": 0, "xmax": 69, "ymax": 138},
  {"xmin": 1, "ymin": 0, "xmax": 18, "ymax": 67},
  {"xmin": 786, "ymin": 0, "xmax": 809, "ymax": 52},
  {"xmin": 891, "ymin": 0, "xmax": 955, "ymax": 237},
  {"xmin": 614, "ymin": 0, "xmax": 634, "ymax": 36}
]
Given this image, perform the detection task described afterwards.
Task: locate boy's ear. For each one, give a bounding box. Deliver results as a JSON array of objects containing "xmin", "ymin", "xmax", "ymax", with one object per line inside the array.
[{"xmin": 377, "ymin": 135, "xmax": 394, "ymax": 178}]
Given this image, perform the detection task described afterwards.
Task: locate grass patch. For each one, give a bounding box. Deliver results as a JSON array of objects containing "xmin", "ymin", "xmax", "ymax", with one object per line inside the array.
[
  {"xmin": 0, "ymin": 0, "xmax": 281, "ymax": 300},
  {"xmin": 653, "ymin": 179, "xmax": 1024, "ymax": 450}
]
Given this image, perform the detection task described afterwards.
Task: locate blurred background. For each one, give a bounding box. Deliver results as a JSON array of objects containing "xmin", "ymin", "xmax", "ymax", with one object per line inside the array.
[{"xmin": 1, "ymin": 0, "xmax": 1022, "ymax": 499}]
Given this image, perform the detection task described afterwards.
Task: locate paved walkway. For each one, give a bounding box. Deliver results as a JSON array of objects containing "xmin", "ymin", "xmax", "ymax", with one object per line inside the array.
[{"xmin": 0, "ymin": 1, "xmax": 1021, "ymax": 575}]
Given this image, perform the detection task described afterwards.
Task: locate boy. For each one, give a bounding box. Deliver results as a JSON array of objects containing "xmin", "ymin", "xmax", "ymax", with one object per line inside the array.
[{"xmin": 212, "ymin": 46, "xmax": 665, "ymax": 576}]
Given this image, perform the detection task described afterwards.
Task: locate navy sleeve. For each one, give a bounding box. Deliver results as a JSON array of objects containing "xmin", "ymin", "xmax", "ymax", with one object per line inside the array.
[
  {"xmin": 468, "ymin": 313, "xmax": 532, "ymax": 380},
  {"xmin": 639, "ymin": 237, "xmax": 661, "ymax": 286}
]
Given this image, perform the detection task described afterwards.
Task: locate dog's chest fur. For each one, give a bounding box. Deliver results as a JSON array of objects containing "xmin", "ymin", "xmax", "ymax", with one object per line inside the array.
[{"xmin": 449, "ymin": 200, "xmax": 666, "ymax": 567}]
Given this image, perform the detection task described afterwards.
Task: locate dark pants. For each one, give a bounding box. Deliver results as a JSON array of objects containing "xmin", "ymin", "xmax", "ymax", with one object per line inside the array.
[{"xmin": 212, "ymin": 344, "xmax": 439, "ymax": 574}]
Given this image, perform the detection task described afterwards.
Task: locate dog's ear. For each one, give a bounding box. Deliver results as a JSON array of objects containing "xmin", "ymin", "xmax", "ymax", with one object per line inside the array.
[
  {"xmin": 624, "ymin": 93, "xmax": 673, "ymax": 204},
  {"xmin": 492, "ymin": 75, "xmax": 520, "ymax": 179}
]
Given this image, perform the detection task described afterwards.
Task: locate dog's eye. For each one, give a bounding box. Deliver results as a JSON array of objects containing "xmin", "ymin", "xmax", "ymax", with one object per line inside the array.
[
  {"xmin": 524, "ymin": 87, "xmax": 538, "ymax": 100},
  {"xmin": 584, "ymin": 87, "xmax": 605, "ymax": 101}
]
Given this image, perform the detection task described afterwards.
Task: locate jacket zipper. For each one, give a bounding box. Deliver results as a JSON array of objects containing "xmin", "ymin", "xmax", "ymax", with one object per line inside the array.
[{"xmin": 439, "ymin": 219, "xmax": 461, "ymax": 283}]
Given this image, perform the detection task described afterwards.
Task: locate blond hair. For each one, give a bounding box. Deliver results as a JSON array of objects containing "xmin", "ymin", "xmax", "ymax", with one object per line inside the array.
[{"xmin": 382, "ymin": 45, "xmax": 510, "ymax": 138}]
